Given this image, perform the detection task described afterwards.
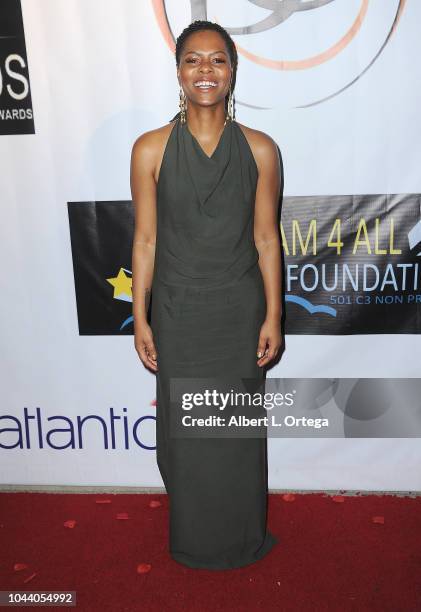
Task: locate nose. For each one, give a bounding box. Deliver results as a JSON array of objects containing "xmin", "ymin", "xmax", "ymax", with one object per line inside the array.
[{"xmin": 199, "ymin": 59, "xmax": 213, "ymax": 73}]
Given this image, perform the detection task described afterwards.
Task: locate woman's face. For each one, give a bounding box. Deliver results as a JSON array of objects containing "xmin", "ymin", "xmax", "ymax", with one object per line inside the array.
[{"xmin": 178, "ymin": 30, "xmax": 232, "ymax": 110}]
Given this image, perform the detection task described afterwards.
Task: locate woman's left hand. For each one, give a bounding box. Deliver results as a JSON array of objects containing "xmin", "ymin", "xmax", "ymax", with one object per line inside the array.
[{"xmin": 256, "ymin": 317, "xmax": 282, "ymax": 367}]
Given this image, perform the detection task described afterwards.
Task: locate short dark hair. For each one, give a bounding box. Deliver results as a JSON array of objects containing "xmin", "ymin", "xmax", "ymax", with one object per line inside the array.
[{"xmin": 169, "ymin": 20, "xmax": 237, "ymax": 122}]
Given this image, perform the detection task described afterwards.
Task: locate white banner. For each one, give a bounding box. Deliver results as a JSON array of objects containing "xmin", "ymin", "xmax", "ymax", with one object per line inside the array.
[{"xmin": 1, "ymin": 0, "xmax": 420, "ymax": 490}]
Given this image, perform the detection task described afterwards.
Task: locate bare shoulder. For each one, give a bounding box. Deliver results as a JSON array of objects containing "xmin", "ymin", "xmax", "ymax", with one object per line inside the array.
[
  {"xmin": 235, "ymin": 121, "xmax": 280, "ymax": 172},
  {"xmin": 131, "ymin": 119, "xmax": 178, "ymax": 183},
  {"xmin": 132, "ymin": 120, "xmax": 177, "ymax": 153}
]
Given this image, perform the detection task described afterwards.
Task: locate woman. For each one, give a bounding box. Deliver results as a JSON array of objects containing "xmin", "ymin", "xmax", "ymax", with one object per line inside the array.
[{"xmin": 130, "ymin": 20, "xmax": 283, "ymax": 570}]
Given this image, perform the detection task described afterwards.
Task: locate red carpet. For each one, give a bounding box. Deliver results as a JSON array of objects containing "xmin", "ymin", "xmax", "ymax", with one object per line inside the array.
[{"xmin": 1, "ymin": 491, "xmax": 420, "ymax": 611}]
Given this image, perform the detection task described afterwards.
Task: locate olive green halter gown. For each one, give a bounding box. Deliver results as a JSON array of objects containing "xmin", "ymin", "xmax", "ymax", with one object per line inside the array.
[{"xmin": 150, "ymin": 115, "xmax": 278, "ymax": 570}]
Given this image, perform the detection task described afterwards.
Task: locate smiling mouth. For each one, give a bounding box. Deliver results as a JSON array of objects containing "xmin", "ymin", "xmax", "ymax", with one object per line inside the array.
[{"xmin": 194, "ymin": 80, "xmax": 218, "ymax": 90}]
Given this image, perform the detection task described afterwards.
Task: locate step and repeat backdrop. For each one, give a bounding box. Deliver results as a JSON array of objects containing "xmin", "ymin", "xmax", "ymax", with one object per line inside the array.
[{"xmin": 1, "ymin": 0, "xmax": 420, "ymax": 490}]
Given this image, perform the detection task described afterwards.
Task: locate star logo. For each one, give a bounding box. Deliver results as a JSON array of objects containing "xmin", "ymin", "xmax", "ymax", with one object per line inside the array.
[{"xmin": 106, "ymin": 268, "xmax": 133, "ymax": 302}]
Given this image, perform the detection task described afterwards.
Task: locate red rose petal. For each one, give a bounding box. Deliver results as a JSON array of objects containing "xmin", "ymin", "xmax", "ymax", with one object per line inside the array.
[
  {"xmin": 137, "ymin": 563, "xmax": 152, "ymax": 574},
  {"xmin": 116, "ymin": 512, "xmax": 129, "ymax": 520},
  {"xmin": 149, "ymin": 500, "xmax": 162, "ymax": 508},
  {"xmin": 282, "ymin": 493, "xmax": 295, "ymax": 502},
  {"xmin": 332, "ymin": 495, "xmax": 345, "ymax": 503},
  {"xmin": 13, "ymin": 563, "xmax": 28, "ymax": 572},
  {"xmin": 372, "ymin": 515, "xmax": 385, "ymax": 524},
  {"xmin": 150, "ymin": 399, "xmax": 157, "ymax": 407},
  {"xmin": 63, "ymin": 520, "xmax": 77, "ymax": 528}
]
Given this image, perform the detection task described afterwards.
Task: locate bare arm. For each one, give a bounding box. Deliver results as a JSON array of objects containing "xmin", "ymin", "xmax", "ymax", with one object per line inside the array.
[
  {"xmin": 130, "ymin": 132, "xmax": 159, "ymax": 372},
  {"xmin": 252, "ymin": 132, "xmax": 283, "ymax": 366}
]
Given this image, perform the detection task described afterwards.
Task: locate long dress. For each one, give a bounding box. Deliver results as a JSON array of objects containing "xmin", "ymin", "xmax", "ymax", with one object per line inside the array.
[{"xmin": 150, "ymin": 114, "xmax": 278, "ymax": 570}]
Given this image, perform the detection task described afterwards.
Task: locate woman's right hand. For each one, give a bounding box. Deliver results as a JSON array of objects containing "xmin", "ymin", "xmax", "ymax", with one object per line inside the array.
[{"xmin": 134, "ymin": 322, "xmax": 158, "ymax": 372}]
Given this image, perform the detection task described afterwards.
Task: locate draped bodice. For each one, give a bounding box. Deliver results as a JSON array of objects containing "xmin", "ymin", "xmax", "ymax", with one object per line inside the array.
[{"xmin": 153, "ymin": 115, "xmax": 259, "ymax": 289}]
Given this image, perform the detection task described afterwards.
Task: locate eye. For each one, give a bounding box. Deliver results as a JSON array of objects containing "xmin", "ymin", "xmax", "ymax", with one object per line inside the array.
[
  {"xmin": 185, "ymin": 57, "xmax": 198, "ymax": 63},
  {"xmin": 213, "ymin": 58, "xmax": 225, "ymax": 63}
]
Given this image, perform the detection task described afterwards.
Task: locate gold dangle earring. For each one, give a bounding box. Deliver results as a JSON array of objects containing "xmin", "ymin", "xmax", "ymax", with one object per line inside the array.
[
  {"xmin": 179, "ymin": 87, "xmax": 187, "ymax": 124},
  {"xmin": 225, "ymin": 85, "xmax": 235, "ymax": 124}
]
